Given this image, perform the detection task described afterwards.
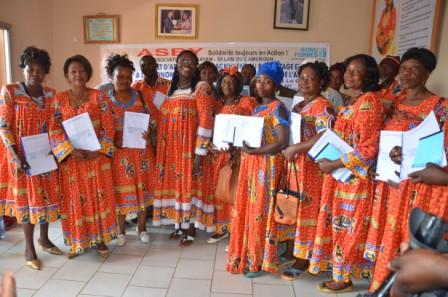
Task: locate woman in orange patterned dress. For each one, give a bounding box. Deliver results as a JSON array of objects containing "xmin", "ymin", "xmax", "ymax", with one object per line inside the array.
[
  {"xmin": 280, "ymin": 61, "xmax": 335, "ymax": 280},
  {"xmin": 49, "ymin": 55, "xmax": 117, "ymax": 258},
  {"xmin": 367, "ymin": 48, "xmax": 448, "ymax": 293},
  {"xmin": 104, "ymin": 54, "xmax": 154, "ymax": 246},
  {"xmin": 207, "ymin": 66, "xmax": 256, "ymax": 244},
  {"xmin": 308, "ymin": 54, "xmax": 383, "ymax": 293},
  {"xmin": 153, "ymin": 50, "xmax": 215, "ymax": 246},
  {"xmin": 378, "ymin": 55, "xmax": 401, "ymax": 115},
  {"xmin": 227, "ymin": 61, "xmax": 290, "ymax": 277},
  {"xmin": 0, "ymin": 47, "xmax": 62, "ymax": 270}
]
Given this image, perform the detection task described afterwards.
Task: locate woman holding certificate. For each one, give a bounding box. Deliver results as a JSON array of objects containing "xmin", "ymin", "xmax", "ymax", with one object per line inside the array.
[
  {"xmin": 309, "ymin": 54, "xmax": 383, "ymax": 293},
  {"xmin": 49, "ymin": 55, "xmax": 117, "ymax": 259},
  {"xmin": 153, "ymin": 50, "xmax": 215, "ymax": 246},
  {"xmin": 280, "ymin": 61, "xmax": 335, "ymax": 280},
  {"xmin": 104, "ymin": 54, "xmax": 153, "ymax": 245},
  {"xmin": 227, "ymin": 61, "xmax": 290, "ymax": 277},
  {"xmin": 367, "ymin": 48, "xmax": 448, "ymax": 293},
  {"xmin": 208, "ymin": 66, "xmax": 256, "ymax": 244},
  {"xmin": 0, "ymin": 47, "xmax": 62, "ymax": 270}
]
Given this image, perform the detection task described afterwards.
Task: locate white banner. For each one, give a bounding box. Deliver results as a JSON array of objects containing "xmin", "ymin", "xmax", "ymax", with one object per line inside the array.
[{"xmin": 100, "ymin": 42, "xmax": 330, "ymax": 90}]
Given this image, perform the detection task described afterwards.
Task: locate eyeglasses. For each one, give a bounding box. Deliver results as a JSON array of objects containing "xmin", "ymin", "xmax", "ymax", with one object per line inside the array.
[{"xmin": 178, "ymin": 60, "xmax": 196, "ymax": 66}]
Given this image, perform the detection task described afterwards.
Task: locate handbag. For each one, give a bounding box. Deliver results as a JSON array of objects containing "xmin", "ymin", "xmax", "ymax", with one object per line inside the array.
[
  {"xmin": 274, "ymin": 162, "xmax": 302, "ymax": 225},
  {"xmin": 215, "ymin": 155, "xmax": 240, "ymax": 205}
]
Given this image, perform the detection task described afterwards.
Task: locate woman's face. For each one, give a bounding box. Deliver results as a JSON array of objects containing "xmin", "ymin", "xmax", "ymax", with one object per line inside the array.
[
  {"xmin": 23, "ymin": 62, "xmax": 46, "ymax": 87},
  {"xmin": 255, "ymin": 74, "xmax": 276, "ymax": 98},
  {"xmin": 113, "ymin": 66, "xmax": 133, "ymax": 92},
  {"xmin": 177, "ymin": 52, "xmax": 197, "ymax": 80},
  {"xmin": 398, "ymin": 58, "xmax": 429, "ymax": 90},
  {"xmin": 200, "ymin": 66, "xmax": 217, "ymax": 86},
  {"xmin": 221, "ymin": 75, "xmax": 238, "ymax": 97},
  {"xmin": 329, "ymin": 69, "xmax": 343, "ymax": 90},
  {"xmin": 344, "ymin": 58, "xmax": 367, "ymax": 91},
  {"xmin": 298, "ymin": 67, "xmax": 322, "ymax": 97},
  {"xmin": 65, "ymin": 61, "xmax": 88, "ymax": 88}
]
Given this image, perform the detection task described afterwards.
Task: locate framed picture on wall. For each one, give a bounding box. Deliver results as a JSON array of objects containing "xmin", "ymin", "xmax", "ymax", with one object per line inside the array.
[
  {"xmin": 83, "ymin": 14, "xmax": 120, "ymax": 43},
  {"xmin": 369, "ymin": 0, "xmax": 442, "ymax": 60},
  {"xmin": 273, "ymin": 0, "xmax": 310, "ymax": 30},
  {"xmin": 156, "ymin": 4, "xmax": 199, "ymax": 39}
]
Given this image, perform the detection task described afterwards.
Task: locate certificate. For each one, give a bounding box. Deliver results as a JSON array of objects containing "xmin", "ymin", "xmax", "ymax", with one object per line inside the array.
[
  {"xmin": 289, "ymin": 112, "xmax": 302, "ymax": 145},
  {"xmin": 122, "ymin": 112, "xmax": 150, "ymax": 149},
  {"xmin": 376, "ymin": 131, "xmax": 402, "ymax": 184},
  {"xmin": 62, "ymin": 112, "xmax": 101, "ymax": 151},
  {"xmin": 232, "ymin": 115, "xmax": 264, "ymax": 148},
  {"xmin": 308, "ymin": 129, "xmax": 354, "ymax": 182},
  {"xmin": 153, "ymin": 91, "xmax": 167, "ymax": 110},
  {"xmin": 212, "ymin": 114, "xmax": 233, "ymax": 149},
  {"xmin": 21, "ymin": 133, "xmax": 58, "ymax": 176}
]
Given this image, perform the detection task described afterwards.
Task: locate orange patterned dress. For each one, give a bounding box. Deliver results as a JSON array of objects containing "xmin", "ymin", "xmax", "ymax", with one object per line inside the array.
[
  {"xmin": 308, "ymin": 92, "xmax": 383, "ymax": 282},
  {"xmin": 227, "ymin": 99, "xmax": 290, "ymax": 274},
  {"xmin": 153, "ymin": 82, "xmax": 215, "ymax": 231},
  {"xmin": 289, "ymin": 97, "xmax": 335, "ymax": 260},
  {"xmin": 49, "ymin": 89, "xmax": 117, "ymax": 254},
  {"xmin": 105, "ymin": 89, "xmax": 154, "ymax": 215},
  {"xmin": 368, "ymin": 95, "xmax": 448, "ymax": 291},
  {"xmin": 212, "ymin": 96, "xmax": 256, "ymax": 235},
  {"xmin": 0, "ymin": 83, "xmax": 60, "ymax": 224}
]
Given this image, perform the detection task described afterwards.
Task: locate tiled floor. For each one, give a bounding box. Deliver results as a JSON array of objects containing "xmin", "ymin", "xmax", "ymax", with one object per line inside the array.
[{"xmin": 0, "ymin": 222, "xmax": 369, "ymax": 297}]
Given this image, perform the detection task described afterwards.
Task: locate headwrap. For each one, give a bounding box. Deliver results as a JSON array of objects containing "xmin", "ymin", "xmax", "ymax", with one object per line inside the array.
[
  {"xmin": 256, "ymin": 61, "xmax": 284, "ymax": 87},
  {"xmin": 380, "ymin": 55, "xmax": 400, "ymax": 74}
]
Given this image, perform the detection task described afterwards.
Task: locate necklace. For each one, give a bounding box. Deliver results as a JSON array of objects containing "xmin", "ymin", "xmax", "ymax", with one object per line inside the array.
[{"xmin": 69, "ymin": 89, "xmax": 89, "ymax": 108}]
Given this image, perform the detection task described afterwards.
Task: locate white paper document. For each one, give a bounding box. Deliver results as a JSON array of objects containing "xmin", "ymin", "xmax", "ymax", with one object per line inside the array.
[
  {"xmin": 240, "ymin": 85, "xmax": 250, "ymax": 96},
  {"xmin": 153, "ymin": 91, "xmax": 167, "ymax": 110},
  {"xmin": 308, "ymin": 130, "xmax": 354, "ymax": 182},
  {"xmin": 291, "ymin": 95, "xmax": 304, "ymax": 111},
  {"xmin": 62, "ymin": 112, "xmax": 101, "ymax": 151},
  {"xmin": 375, "ymin": 131, "xmax": 403, "ymax": 184},
  {"xmin": 122, "ymin": 112, "xmax": 150, "ymax": 149},
  {"xmin": 212, "ymin": 114, "xmax": 264, "ymax": 148},
  {"xmin": 400, "ymin": 111, "xmax": 446, "ymax": 179},
  {"xmin": 289, "ymin": 112, "xmax": 302, "ymax": 145},
  {"xmin": 21, "ymin": 133, "xmax": 58, "ymax": 176}
]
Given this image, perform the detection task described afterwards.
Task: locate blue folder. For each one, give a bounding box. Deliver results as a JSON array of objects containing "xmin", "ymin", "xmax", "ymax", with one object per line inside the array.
[
  {"xmin": 314, "ymin": 143, "xmax": 341, "ymax": 161},
  {"xmin": 412, "ymin": 130, "xmax": 445, "ymax": 168}
]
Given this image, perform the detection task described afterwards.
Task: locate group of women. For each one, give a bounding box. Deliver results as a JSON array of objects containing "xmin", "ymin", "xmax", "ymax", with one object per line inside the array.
[{"xmin": 0, "ymin": 45, "xmax": 447, "ymax": 295}]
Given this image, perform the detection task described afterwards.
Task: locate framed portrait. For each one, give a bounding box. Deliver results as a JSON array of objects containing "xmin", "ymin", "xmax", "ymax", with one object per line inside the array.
[
  {"xmin": 156, "ymin": 4, "xmax": 199, "ymax": 39},
  {"xmin": 273, "ymin": 0, "xmax": 310, "ymax": 30},
  {"xmin": 83, "ymin": 14, "xmax": 120, "ymax": 43},
  {"xmin": 369, "ymin": 0, "xmax": 442, "ymax": 60}
]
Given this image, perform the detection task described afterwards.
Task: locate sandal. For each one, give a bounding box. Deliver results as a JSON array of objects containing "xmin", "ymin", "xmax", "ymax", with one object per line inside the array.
[
  {"xmin": 281, "ymin": 266, "xmax": 306, "ymax": 281},
  {"xmin": 317, "ymin": 280, "xmax": 353, "ymax": 294},
  {"xmin": 206, "ymin": 232, "xmax": 229, "ymax": 244},
  {"xmin": 169, "ymin": 229, "xmax": 183, "ymax": 240},
  {"xmin": 179, "ymin": 235, "xmax": 195, "ymax": 247},
  {"xmin": 279, "ymin": 255, "xmax": 295, "ymax": 267},
  {"xmin": 244, "ymin": 270, "xmax": 266, "ymax": 278}
]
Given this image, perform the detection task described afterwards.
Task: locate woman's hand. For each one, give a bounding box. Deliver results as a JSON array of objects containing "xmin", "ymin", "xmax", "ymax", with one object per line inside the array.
[
  {"xmin": 192, "ymin": 154, "xmax": 203, "ymax": 176},
  {"xmin": 318, "ymin": 158, "xmax": 343, "ymax": 174},
  {"xmin": 11, "ymin": 152, "xmax": 30, "ymax": 174},
  {"xmin": 241, "ymin": 141, "xmax": 259, "ymax": 154},
  {"xmin": 408, "ymin": 163, "xmax": 448, "ymax": 185},
  {"xmin": 0, "ymin": 272, "xmax": 17, "ymax": 297},
  {"xmin": 282, "ymin": 146, "xmax": 297, "ymax": 161},
  {"xmin": 389, "ymin": 146, "xmax": 402, "ymax": 165},
  {"xmin": 72, "ymin": 149, "xmax": 99, "ymax": 161}
]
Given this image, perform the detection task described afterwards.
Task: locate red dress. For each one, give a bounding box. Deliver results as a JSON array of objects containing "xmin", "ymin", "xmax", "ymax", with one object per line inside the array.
[
  {"xmin": 379, "ymin": 80, "xmax": 401, "ymax": 116},
  {"xmin": 106, "ymin": 89, "xmax": 154, "ymax": 215},
  {"xmin": 49, "ymin": 89, "xmax": 117, "ymax": 254},
  {"xmin": 153, "ymin": 82, "xmax": 215, "ymax": 231},
  {"xmin": 132, "ymin": 77, "xmax": 170, "ymax": 124},
  {"xmin": 368, "ymin": 95, "xmax": 448, "ymax": 291},
  {"xmin": 0, "ymin": 83, "xmax": 60, "ymax": 224},
  {"xmin": 290, "ymin": 97, "xmax": 335, "ymax": 260},
  {"xmin": 308, "ymin": 92, "xmax": 383, "ymax": 282},
  {"xmin": 227, "ymin": 99, "xmax": 290, "ymax": 274},
  {"xmin": 212, "ymin": 96, "xmax": 256, "ymax": 235}
]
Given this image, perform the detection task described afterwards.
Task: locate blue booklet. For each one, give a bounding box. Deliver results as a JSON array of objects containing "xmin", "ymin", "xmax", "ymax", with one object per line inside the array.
[
  {"xmin": 411, "ymin": 130, "xmax": 445, "ymax": 168},
  {"xmin": 314, "ymin": 143, "xmax": 341, "ymax": 161}
]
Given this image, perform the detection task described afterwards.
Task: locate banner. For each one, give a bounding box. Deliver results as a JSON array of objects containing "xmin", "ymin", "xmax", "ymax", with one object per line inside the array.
[
  {"xmin": 369, "ymin": 0, "xmax": 442, "ymax": 61},
  {"xmin": 100, "ymin": 42, "xmax": 330, "ymax": 90}
]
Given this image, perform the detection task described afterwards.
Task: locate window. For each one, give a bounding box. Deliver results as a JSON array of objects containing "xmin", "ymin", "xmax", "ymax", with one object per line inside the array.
[{"xmin": 0, "ymin": 22, "xmax": 12, "ymax": 86}]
